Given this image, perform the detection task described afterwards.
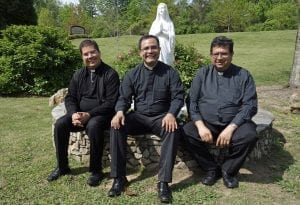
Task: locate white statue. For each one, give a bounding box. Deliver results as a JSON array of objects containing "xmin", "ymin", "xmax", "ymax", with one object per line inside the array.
[{"xmin": 149, "ymin": 3, "xmax": 175, "ymax": 66}]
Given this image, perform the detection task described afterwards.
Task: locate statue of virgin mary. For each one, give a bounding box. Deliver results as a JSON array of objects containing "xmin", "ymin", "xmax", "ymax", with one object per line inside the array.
[{"xmin": 149, "ymin": 3, "xmax": 175, "ymax": 66}]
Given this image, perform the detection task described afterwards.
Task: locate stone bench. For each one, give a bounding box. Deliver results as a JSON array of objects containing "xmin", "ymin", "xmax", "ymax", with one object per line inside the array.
[{"xmin": 51, "ymin": 101, "xmax": 274, "ymax": 171}]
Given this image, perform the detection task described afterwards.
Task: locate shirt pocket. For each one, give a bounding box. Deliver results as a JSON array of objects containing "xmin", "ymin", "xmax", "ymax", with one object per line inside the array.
[
  {"xmin": 153, "ymin": 88, "xmax": 169, "ymax": 102},
  {"xmin": 227, "ymin": 88, "xmax": 242, "ymax": 104}
]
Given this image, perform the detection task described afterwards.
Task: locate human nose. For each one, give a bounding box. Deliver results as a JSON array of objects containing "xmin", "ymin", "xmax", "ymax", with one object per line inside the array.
[{"xmin": 216, "ymin": 54, "xmax": 223, "ymax": 59}]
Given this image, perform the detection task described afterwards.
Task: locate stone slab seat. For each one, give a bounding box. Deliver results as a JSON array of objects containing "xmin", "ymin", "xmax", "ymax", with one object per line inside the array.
[{"xmin": 51, "ymin": 101, "xmax": 275, "ymax": 171}]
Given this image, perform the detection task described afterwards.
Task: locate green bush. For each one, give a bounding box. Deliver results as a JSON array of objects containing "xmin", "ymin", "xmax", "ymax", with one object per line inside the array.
[
  {"xmin": 0, "ymin": 25, "xmax": 82, "ymax": 96},
  {"xmin": 113, "ymin": 48, "xmax": 142, "ymax": 78},
  {"xmin": 246, "ymin": 23, "xmax": 264, "ymax": 32},
  {"xmin": 196, "ymin": 24, "xmax": 215, "ymax": 33},
  {"xmin": 174, "ymin": 43, "xmax": 210, "ymax": 90},
  {"xmin": 113, "ymin": 42, "xmax": 210, "ymax": 91}
]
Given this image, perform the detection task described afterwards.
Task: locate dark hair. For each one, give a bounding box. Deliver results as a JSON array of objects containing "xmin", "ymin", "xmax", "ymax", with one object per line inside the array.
[
  {"xmin": 79, "ymin": 39, "xmax": 100, "ymax": 55},
  {"xmin": 138, "ymin": 34, "xmax": 160, "ymax": 50},
  {"xmin": 210, "ymin": 36, "xmax": 234, "ymax": 54}
]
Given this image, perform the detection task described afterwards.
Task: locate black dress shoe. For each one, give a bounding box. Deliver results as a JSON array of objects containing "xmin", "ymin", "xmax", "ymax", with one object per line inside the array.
[
  {"xmin": 47, "ymin": 167, "xmax": 71, "ymax": 182},
  {"xmin": 87, "ymin": 172, "xmax": 103, "ymax": 187},
  {"xmin": 107, "ymin": 176, "xmax": 128, "ymax": 197},
  {"xmin": 157, "ymin": 182, "xmax": 172, "ymax": 203},
  {"xmin": 222, "ymin": 172, "xmax": 239, "ymax": 188},
  {"xmin": 201, "ymin": 170, "xmax": 221, "ymax": 186}
]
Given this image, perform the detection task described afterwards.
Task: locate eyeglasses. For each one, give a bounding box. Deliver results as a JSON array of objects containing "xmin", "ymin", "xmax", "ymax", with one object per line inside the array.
[
  {"xmin": 83, "ymin": 50, "xmax": 98, "ymax": 58},
  {"xmin": 141, "ymin": 45, "xmax": 159, "ymax": 52},
  {"xmin": 211, "ymin": 52, "xmax": 230, "ymax": 59}
]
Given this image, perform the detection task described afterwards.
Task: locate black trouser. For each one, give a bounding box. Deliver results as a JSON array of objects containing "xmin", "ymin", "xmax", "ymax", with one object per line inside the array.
[
  {"xmin": 182, "ymin": 121, "xmax": 257, "ymax": 176},
  {"xmin": 110, "ymin": 112, "xmax": 180, "ymax": 182},
  {"xmin": 54, "ymin": 114, "xmax": 111, "ymax": 173}
]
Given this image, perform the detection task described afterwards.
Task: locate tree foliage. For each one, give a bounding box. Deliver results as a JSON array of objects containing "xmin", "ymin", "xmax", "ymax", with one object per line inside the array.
[
  {"xmin": 265, "ymin": 2, "xmax": 298, "ymax": 30},
  {"xmin": 29, "ymin": 0, "xmax": 298, "ymax": 36},
  {"xmin": 207, "ymin": 0, "xmax": 253, "ymax": 32},
  {"xmin": 0, "ymin": 0, "xmax": 37, "ymax": 30},
  {"xmin": 38, "ymin": 7, "xmax": 57, "ymax": 27}
]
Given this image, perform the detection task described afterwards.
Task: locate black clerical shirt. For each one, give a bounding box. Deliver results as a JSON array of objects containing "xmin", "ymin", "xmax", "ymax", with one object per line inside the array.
[
  {"xmin": 65, "ymin": 62, "xmax": 120, "ymax": 117},
  {"xmin": 79, "ymin": 69, "xmax": 98, "ymax": 112},
  {"xmin": 189, "ymin": 64, "xmax": 257, "ymax": 126},
  {"xmin": 115, "ymin": 61, "xmax": 184, "ymax": 117}
]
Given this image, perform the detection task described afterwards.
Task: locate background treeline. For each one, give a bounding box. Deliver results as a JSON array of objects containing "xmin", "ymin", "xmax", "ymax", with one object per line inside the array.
[
  {"xmin": 1, "ymin": 0, "xmax": 298, "ymax": 37},
  {"xmin": 0, "ymin": 0, "xmax": 298, "ymax": 95}
]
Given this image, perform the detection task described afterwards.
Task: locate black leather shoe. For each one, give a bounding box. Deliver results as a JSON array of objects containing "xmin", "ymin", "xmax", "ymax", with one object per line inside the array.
[
  {"xmin": 157, "ymin": 182, "xmax": 172, "ymax": 203},
  {"xmin": 201, "ymin": 170, "xmax": 221, "ymax": 186},
  {"xmin": 107, "ymin": 176, "xmax": 128, "ymax": 197},
  {"xmin": 222, "ymin": 172, "xmax": 239, "ymax": 188},
  {"xmin": 87, "ymin": 172, "xmax": 103, "ymax": 187},
  {"xmin": 47, "ymin": 167, "xmax": 71, "ymax": 182}
]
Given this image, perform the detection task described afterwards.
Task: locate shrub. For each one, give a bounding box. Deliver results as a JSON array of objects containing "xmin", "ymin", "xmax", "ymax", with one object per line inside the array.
[
  {"xmin": 174, "ymin": 43, "xmax": 210, "ymax": 90},
  {"xmin": 246, "ymin": 23, "xmax": 264, "ymax": 32},
  {"xmin": 113, "ymin": 42, "xmax": 210, "ymax": 91},
  {"xmin": 113, "ymin": 48, "xmax": 142, "ymax": 78},
  {"xmin": 0, "ymin": 25, "xmax": 82, "ymax": 96},
  {"xmin": 196, "ymin": 24, "xmax": 215, "ymax": 33}
]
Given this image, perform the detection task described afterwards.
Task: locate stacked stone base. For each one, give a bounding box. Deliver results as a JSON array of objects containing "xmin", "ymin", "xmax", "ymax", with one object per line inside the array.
[
  {"xmin": 50, "ymin": 88, "xmax": 275, "ymax": 171},
  {"xmin": 67, "ymin": 115, "xmax": 274, "ymax": 171}
]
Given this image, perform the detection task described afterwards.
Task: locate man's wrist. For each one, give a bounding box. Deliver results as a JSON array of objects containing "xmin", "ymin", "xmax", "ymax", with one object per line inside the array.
[
  {"xmin": 195, "ymin": 120, "xmax": 206, "ymax": 129},
  {"xmin": 116, "ymin": 110, "xmax": 124, "ymax": 115},
  {"xmin": 228, "ymin": 123, "xmax": 238, "ymax": 129},
  {"xmin": 166, "ymin": 112, "xmax": 175, "ymax": 117}
]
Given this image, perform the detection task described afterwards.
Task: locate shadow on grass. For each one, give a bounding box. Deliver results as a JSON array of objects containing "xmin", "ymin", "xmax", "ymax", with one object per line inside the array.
[
  {"xmin": 70, "ymin": 166, "xmax": 89, "ymax": 175},
  {"xmin": 239, "ymin": 128, "xmax": 295, "ymax": 184},
  {"xmin": 128, "ymin": 168, "xmax": 158, "ymax": 185},
  {"xmin": 170, "ymin": 169, "xmax": 203, "ymax": 192},
  {"xmin": 70, "ymin": 166, "xmax": 111, "ymax": 179},
  {"xmin": 126, "ymin": 166, "xmax": 202, "ymax": 193},
  {"xmin": 170, "ymin": 128, "xmax": 295, "ymax": 190}
]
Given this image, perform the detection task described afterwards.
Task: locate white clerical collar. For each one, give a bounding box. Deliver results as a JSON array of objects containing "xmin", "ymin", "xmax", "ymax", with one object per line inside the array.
[{"xmin": 217, "ymin": 71, "xmax": 223, "ymax": 76}]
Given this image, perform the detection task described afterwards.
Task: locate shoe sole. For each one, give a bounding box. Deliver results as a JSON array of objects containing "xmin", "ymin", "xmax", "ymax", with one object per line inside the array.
[
  {"xmin": 108, "ymin": 191, "xmax": 122, "ymax": 197},
  {"xmin": 223, "ymin": 183, "xmax": 239, "ymax": 188},
  {"xmin": 47, "ymin": 171, "xmax": 71, "ymax": 182},
  {"xmin": 87, "ymin": 181, "xmax": 100, "ymax": 187},
  {"xmin": 158, "ymin": 196, "xmax": 172, "ymax": 204}
]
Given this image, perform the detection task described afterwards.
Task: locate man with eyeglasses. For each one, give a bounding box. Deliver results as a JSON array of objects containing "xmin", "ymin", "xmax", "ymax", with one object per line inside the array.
[
  {"xmin": 47, "ymin": 39, "xmax": 120, "ymax": 187},
  {"xmin": 108, "ymin": 34, "xmax": 184, "ymax": 203},
  {"xmin": 182, "ymin": 36, "xmax": 258, "ymax": 189}
]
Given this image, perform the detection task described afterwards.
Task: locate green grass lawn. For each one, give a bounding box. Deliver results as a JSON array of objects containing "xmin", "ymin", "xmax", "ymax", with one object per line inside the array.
[
  {"xmin": 1, "ymin": 95, "xmax": 299, "ymax": 204},
  {"xmin": 1, "ymin": 30, "xmax": 299, "ymax": 204},
  {"xmin": 72, "ymin": 30, "xmax": 297, "ymax": 86}
]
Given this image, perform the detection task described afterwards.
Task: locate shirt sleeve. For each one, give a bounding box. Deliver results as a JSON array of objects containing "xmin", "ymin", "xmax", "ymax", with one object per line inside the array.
[
  {"xmin": 65, "ymin": 72, "xmax": 80, "ymax": 116},
  {"xmin": 115, "ymin": 71, "xmax": 134, "ymax": 113},
  {"xmin": 88, "ymin": 70, "xmax": 120, "ymax": 117},
  {"xmin": 189, "ymin": 68, "xmax": 204, "ymax": 122},
  {"xmin": 231, "ymin": 72, "xmax": 258, "ymax": 126},
  {"xmin": 168, "ymin": 69, "xmax": 185, "ymax": 116}
]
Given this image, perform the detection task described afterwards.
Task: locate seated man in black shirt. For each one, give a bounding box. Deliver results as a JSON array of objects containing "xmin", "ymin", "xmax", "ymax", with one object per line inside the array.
[
  {"xmin": 183, "ymin": 36, "xmax": 258, "ymax": 189},
  {"xmin": 47, "ymin": 39, "xmax": 120, "ymax": 187},
  {"xmin": 108, "ymin": 35, "xmax": 184, "ymax": 203}
]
